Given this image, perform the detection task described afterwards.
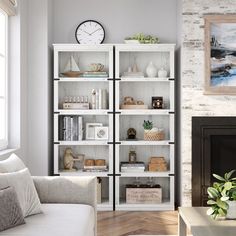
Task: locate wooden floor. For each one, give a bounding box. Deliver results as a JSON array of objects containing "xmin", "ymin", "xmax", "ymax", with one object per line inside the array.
[{"xmin": 97, "ymin": 211, "xmax": 178, "ymax": 236}]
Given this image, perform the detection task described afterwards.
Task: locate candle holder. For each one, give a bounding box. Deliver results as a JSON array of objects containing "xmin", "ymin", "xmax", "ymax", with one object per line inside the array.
[{"xmin": 152, "ymin": 96, "xmax": 163, "ymax": 109}]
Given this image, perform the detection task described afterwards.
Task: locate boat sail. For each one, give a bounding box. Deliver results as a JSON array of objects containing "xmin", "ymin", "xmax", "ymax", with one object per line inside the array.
[{"xmin": 62, "ymin": 55, "xmax": 81, "ymax": 77}]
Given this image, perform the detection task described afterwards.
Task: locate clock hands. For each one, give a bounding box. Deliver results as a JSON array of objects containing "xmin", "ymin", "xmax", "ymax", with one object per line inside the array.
[
  {"xmin": 83, "ymin": 30, "xmax": 91, "ymax": 35},
  {"xmin": 79, "ymin": 28, "xmax": 101, "ymax": 36},
  {"xmin": 78, "ymin": 28, "xmax": 91, "ymax": 35},
  {"xmin": 89, "ymin": 28, "xmax": 101, "ymax": 35}
]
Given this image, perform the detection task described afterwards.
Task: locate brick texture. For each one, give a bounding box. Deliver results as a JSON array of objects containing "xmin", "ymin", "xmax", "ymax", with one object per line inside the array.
[{"xmin": 181, "ymin": 0, "xmax": 236, "ymax": 206}]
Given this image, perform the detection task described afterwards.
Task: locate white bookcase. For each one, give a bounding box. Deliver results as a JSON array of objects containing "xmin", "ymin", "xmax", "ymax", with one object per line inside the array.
[
  {"xmin": 53, "ymin": 44, "xmax": 175, "ymax": 211},
  {"xmin": 53, "ymin": 44, "xmax": 114, "ymax": 211},
  {"xmin": 114, "ymin": 44, "xmax": 175, "ymax": 211}
]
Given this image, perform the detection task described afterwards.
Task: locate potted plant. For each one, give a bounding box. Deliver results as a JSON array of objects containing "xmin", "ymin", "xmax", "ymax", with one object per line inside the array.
[
  {"xmin": 207, "ymin": 170, "xmax": 236, "ymax": 219},
  {"xmin": 143, "ymin": 120, "xmax": 164, "ymax": 141}
]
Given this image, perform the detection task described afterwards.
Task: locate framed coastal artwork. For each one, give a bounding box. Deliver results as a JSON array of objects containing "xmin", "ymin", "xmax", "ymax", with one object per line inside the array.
[{"xmin": 204, "ymin": 15, "xmax": 236, "ymax": 94}]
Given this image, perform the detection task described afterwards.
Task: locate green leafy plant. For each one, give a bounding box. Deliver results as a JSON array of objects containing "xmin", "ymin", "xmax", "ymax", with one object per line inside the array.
[
  {"xmin": 143, "ymin": 120, "xmax": 153, "ymax": 130},
  {"xmin": 125, "ymin": 33, "xmax": 159, "ymax": 44},
  {"xmin": 207, "ymin": 170, "xmax": 236, "ymax": 219}
]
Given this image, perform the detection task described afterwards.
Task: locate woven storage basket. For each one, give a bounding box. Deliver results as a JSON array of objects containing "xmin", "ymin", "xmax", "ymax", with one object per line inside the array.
[{"xmin": 144, "ymin": 130, "xmax": 165, "ymax": 141}]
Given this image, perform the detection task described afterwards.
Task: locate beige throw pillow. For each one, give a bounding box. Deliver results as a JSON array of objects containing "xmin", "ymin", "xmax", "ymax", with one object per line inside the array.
[
  {"xmin": 0, "ymin": 153, "xmax": 26, "ymax": 173},
  {"xmin": 0, "ymin": 168, "xmax": 42, "ymax": 217}
]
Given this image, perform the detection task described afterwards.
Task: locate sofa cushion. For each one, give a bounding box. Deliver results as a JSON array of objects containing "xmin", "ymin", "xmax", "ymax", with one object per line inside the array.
[
  {"xmin": 0, "ymin": 187, "xmax": 25, "ymax": 232},
  {"xmin": 0, "ymin": 204, "xmax": 95, "ymax": 236},
  {"xmin": 0, "ymin": 154, "xmax": 26, "ymax": 173},
  {"xmin": 0, "ymin": 168, "xmax": 42, "ymax": 217}
]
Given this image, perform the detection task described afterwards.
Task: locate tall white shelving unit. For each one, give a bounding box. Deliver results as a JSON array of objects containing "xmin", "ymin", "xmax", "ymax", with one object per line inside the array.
[
  {"xmin": 53, "ymin": 44, "xmax": 114, "ymax": 211},
  {"xmin": 115, "ymin": 44, "xmax": 175, "ymax": 211},
  {"xmin": 53, "ymin": 44, "xmax": 175, "ymax": 211}
]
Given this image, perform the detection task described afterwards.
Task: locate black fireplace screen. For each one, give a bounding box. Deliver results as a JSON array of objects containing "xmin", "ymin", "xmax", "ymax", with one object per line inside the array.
[{"xmin": 192, "ymin": 117, "xmax": 236, "ymax": 206}]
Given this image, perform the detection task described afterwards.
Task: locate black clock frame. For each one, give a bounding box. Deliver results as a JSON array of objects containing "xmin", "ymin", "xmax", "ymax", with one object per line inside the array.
[{"xmin": 75, "ymin": 20, "xmax": 105, "ymax": 44}]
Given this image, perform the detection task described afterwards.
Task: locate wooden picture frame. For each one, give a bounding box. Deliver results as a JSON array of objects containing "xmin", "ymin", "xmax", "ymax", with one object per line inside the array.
[{"xmin": 204, "ymin": 15, "xmax": 236, "ymax": 95}]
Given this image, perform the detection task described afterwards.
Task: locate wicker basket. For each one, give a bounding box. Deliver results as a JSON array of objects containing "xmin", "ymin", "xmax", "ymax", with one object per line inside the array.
[{"xmin": 144, "ymin": 130, "xmax": 165, "ymax": 141}]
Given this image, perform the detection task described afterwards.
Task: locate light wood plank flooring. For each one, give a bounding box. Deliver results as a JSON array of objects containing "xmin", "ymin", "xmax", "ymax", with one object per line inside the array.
[{"xmin": 98, "ymin": 211, "xmax": 178, "ymax": 236}]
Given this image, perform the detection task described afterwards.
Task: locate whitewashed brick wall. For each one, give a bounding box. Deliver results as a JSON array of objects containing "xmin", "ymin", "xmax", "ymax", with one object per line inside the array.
[{"xmin": 181, "ymin": 0, "xmax": 236, "ymax": 206}]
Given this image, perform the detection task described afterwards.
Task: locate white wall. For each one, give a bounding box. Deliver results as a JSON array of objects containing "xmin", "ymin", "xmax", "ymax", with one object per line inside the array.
[{"xmin": 52, "ymin": 0, "xmax": 177, "ymax": 43}]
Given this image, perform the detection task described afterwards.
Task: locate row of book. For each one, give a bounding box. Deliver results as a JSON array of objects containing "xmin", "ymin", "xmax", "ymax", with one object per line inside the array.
[{"xmin": 59, "ymin": 116, "xmax": 83, "ymax": 141}]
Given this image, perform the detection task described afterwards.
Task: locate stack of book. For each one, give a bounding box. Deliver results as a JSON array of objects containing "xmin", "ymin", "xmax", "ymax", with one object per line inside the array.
[
  {"xmin": 59, "ymin": 116, "xmax": 83, "ymax": 141},
  {"xmin": 82, "ymin": 71, "xmax": 108, "ymax": 78},
  {"xmin": 83, "ymin": 165, "xmax": 108, "ymax": 172},
  {"xmin": 120, "ymin": 162, "xmax": 145, "ymax": 173}
]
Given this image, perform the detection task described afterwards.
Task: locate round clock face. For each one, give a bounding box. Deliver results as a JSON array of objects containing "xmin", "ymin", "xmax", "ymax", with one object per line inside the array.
[{"xmin": 75, "ymin": 20, "xmax": 105, "ymax": 44}]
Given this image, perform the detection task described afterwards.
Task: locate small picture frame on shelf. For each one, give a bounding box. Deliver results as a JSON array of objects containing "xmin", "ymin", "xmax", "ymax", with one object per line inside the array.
[
  {"xmin": 86, "ymin": 123, "xmax": 103, "ymax": 140},
  {"xmin": 95, "ymin": 127, "xmax": 109, "ymax": 140}
]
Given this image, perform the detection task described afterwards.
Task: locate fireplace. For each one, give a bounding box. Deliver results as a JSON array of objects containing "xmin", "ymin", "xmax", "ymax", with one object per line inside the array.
[{"xmin": 192, "ymin": 117, "xmax": 236, "ymax": 206}]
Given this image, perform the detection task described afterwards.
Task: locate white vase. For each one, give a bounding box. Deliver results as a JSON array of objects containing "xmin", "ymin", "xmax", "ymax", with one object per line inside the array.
[
  {"xmin": 226, "ymin": 201, "xmax": 236, "ymax": 219},
  {"xmin": 158, "ymin": 67, "xmax": 168, "ymax": 78},
  {"xmin": 146, "ymin": 61, "xmax": 157, "ymax": 77}
]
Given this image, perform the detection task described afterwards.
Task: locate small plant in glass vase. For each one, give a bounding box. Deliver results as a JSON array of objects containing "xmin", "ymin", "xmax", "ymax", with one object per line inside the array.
[{"xmin": 207, "ymin": 170, "xmax": 236, "ymax": 220}]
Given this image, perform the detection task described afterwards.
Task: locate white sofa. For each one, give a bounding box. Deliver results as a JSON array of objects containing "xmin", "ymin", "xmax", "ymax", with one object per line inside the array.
[{"xmin": 0, "ymin": 176, "xmax": 97, "ymax": 236}]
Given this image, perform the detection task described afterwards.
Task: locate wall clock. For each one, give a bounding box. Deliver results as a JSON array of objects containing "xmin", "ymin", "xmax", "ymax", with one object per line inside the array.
[{"xmin": 75, "ymin": 20, "xmax": 105, "ymax": 44}]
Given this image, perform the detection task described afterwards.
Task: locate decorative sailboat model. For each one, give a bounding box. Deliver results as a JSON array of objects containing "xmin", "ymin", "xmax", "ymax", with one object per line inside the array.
[{"xmin": 62, "ymin": 55, "xmax": 81, "ymax": 77}]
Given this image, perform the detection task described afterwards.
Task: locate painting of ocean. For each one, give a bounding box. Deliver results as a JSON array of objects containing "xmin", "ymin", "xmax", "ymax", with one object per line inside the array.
[{"xmin": 210, "ymin": 22, "xmax": 236, "ymax": 87}]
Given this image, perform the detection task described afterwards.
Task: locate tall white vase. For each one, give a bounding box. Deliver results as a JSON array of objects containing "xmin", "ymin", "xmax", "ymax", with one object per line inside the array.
[{"xmin": 146, "ymin": 61, "xmax": 157, "ymax": 77}]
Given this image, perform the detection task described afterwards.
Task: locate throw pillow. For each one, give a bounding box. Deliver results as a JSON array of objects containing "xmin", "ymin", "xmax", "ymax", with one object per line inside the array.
[
  {"xmin": 0, "ymin": 186, "xmax": 25, "ymax": 232},
  {"xmin": 0, "ymin": 153, "xmax": 26, "ymax": 173},
  {"xmin": 0, "ymin": 168, "xmax": 42, "ymax": 217}
]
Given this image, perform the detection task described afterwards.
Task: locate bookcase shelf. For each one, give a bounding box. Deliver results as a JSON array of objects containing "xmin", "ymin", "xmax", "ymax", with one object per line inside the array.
[
  {"xmin": 55, "ymin": 109, "xmax": 110, "ymax": 115},
  {"xmin": 119, "ymin": 109, "xmax": 173, "ymax": 115},
  {"xmin": 56, "ymin": 141, "xmax": 109, "ymax": 146},
  {"xmin": 119, "ymin": 140, "xmax": 172, "ymax": 146},
  {"xmin": 120, "ymin": 77, "xmax": 172, "ymax": 82},
  {"xmin": 53, "ymin": 44, "xmax": 175, "ymax": 211},
  {"xmin": 58, "ymin": 77, "xmax": 109, "ymax": 82}
]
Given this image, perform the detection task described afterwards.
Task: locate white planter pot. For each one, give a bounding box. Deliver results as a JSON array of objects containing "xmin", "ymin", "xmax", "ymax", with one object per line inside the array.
[{"xmin": 226, "ymin": 201, "xmax": 236, "ymax": 219}]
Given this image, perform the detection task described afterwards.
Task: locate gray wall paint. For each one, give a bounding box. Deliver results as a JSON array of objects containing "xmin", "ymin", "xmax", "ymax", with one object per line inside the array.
[
  {"xmin": 27, "ymin": 0, "xmax": 51, "ymax": 175},
  {"xmin": 52, "ymin": 0, "xmax": 177, "ymax": 43}
]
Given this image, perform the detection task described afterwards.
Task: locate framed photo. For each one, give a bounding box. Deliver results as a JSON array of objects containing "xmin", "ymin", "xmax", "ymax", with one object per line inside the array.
[
  {"xmin": 85, "ymin": 123, "xmax": 102, "ymax": 140},
  {"xmin": 205, "ymin": 15, "xmax": 236, "ymax": 94},
  {"xmin": 94, "ymin": 127, "xmax": 109, "ymax": 140}
]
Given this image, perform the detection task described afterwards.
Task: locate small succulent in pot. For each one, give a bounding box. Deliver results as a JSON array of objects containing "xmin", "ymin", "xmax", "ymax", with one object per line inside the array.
[
  {"xmin": 207, "ymin": 170, "xmax": 236, "ymax": 220},
  {"xmin": 143, "ymin": 120, "xmax": 153, "ymax": 130}
]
